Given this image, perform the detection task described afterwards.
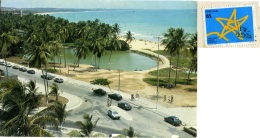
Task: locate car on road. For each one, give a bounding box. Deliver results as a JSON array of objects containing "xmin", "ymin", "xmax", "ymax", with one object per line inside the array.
[
  {"xmin": 41, "ymin": 74, "xmax": 54, "ymax": 80},
  {"xmin": 108, "ymin": 93, "xmax": 122, "ymax": 101},
  {"xmin": 12, "ymin": 65, "xmax": 20, "ymax": 69},
  {"xmin": 118, "ymin": 102, "xmax": 132, "ymax": 111},
  {"xmin": 0, "ymin": 61, "xmax": 4, "ymax": 65},
  {"xmin": 54, "ymin": 78, "xmax": 64, "ymax": 83},
  {"xmin": 107, "ymin": 109, "xmax": 120, "ymax": 120},
  {"xmin": 183, "ymin": 126, "xmax": 197, "ymax": 137},
  {"xmin": 164, "ymin": 116, "xmax": 182, "ymax": 126},
  {"xmin": 93, "ymin": 88, "xmax": 106, "ymax": 96},
  {"xmin": 19, "ymin": 67, "xmax": 27, "ymax": 72},
  {"xmin": 4, "ymin": 62, "xmax": 12, "ymax": 67},
  {"xmin": 27, "ymin": 69, "xmax": 35, "ymax": 74}
]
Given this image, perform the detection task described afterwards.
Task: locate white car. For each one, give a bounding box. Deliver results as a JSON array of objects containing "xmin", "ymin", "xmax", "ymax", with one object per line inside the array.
[{"xmin": 107, "ymin": 109, "xmax": 120, "ymax": 120}]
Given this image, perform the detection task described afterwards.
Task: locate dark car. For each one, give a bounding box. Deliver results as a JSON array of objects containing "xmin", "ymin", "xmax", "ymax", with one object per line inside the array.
[
  {"xmin": 0, "ymin": 61, "xmax": 5, "ymax": 65},
  {"xmin": 54, "ymin": 78, "xmax": 64, "ymax": 83},
  {"xmin": 93, "ymin": 88, "xmax": 106, "ymax": 96},
  {"xmin": 27, "ymin": 69, "xmax": 35, "ymax": 74},
  {"xmin": 108, "ymin": 93, "xmax": 122, "ymax": 101},
  {"xmin": 118, "ymin": 102, "xmax": 132, "ymax": 110},
  {"xmin": 164, "ymin": 116, "xmax": 182, "ymax": 126},
  {"xmin": 19, "ymin": 67, "xmax": 27, "ymax": 72},
  {"xmin": 41, "ymin": 74, "xmax": 54, "ymax": 80},
  {"xmin": 12, "ymin": 65, "xmax": 20, "ymax": 69}
]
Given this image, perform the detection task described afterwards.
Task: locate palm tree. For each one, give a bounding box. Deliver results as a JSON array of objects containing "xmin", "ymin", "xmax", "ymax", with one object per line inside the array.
[
  {"xmin": 46, "ymin": 101, "xmax": 71, "ymax": 132},
  {"xmin": 0, "ymin": 79, "xmax": 58, "ymax": 136},
  {"xmin": 88, "ymin": 34, "xmax": 104, "ymax": 68},
  {"xmin": 49, "ymin": 83, "xmax": 60, "ymax": 101},
  {"xmin": 0, "ymin": 32, "xmax": 19, "ymax": 78},
  {"xmin": 48, "ymin": 40, "xmax": 62, "ymax": 69},
  {"xmin": 107, "ymin": 34, "xmax": 121, "ymax": 70},
  {"xmin": 125, "ymin": 31, "xmax": 135, "ymax": 45},
  {"xmin": 76, "ymin": 114, "xmax": 99, "ymax": 137},
  {"xmin": 68, "ymin": 130, "xmax": 84, "ymax": 137},
  {"xmin": 25, "ymin": 38, "xmax": 51, "ymax": 105},
  {"xmin": 112, "ymin": 23, "xmax": 121, "ymax": 36},
  {"xmin": 73, "ymin": 38, "xmax": 89, "ymax": 69},
  {"xmin": 161, "ymin": 28, "xmax": 188, "ymax": 86},
  {"xmin": 123, "ymin": 126, "xmax": 140, "ymax": 137},
  {"xmin": 187, "ymin": 33, "xmax": 197, "ymax": 82}
]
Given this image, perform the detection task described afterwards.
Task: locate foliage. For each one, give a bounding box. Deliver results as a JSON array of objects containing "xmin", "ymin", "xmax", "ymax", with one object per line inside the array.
[
  {"xmin": 47, "ymin": 68, "xmax": 58, "ymax": 73},
  {"xmin": 122, "ymin": 126, "xmax": 140, "ymax": 137},
  {"xmin": 0, "ymin": 79, "xmax": 58, "ymax": 136},
  {"xmin": 144, "ymin": 68, "xmax": 197, "ymax": 86},
  {"xmin": 76, "ymin": 114, "xmax": 99, "ymax": 137},
  {"xmin": 90, "ymin": 78, "xmax": 112, "ymax": 89},
  {"xmin": 68, "ymin": 130, "xmax": 84, "ymax": 137}
]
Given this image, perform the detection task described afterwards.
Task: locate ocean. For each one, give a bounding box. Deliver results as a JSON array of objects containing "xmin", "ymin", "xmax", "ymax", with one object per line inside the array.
[{"xmin": 50, "ymin": 9, "xmax": 197, "ymax": 42}]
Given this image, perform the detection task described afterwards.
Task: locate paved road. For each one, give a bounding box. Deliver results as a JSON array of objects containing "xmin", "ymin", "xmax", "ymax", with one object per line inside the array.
[{"xmin": 0, "ymin": 63, "xmax": 195, "ymax": 137}]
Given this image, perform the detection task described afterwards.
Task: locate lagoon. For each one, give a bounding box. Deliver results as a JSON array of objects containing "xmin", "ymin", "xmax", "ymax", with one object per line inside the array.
[{"xmin": 54, "ymin": 50, "xmax": 157, "ymax": 71}]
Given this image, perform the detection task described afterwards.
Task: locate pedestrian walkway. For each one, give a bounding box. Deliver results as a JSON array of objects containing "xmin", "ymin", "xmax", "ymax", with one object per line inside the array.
[
  {"xmin": 18, "ymin": 77, "xmax": 83, "ymax": 111},
  {"xmin": 17, "ymin": 69, "xmax": 196, "ymax": 126}
]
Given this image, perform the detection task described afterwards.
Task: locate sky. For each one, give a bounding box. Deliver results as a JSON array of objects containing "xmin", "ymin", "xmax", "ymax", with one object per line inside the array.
[{"xmin": 2, "ymin": 0, "xmax": 196, "ymax": 9}]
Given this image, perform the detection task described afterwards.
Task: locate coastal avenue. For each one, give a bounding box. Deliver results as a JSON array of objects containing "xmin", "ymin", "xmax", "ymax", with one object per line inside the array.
[{"xmin": 0, "ymin": 65, "xmax": 194, "ymax": 137}]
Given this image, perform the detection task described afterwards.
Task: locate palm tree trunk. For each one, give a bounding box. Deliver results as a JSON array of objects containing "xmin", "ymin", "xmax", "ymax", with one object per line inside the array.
[
  {"xmin": 4, "ymin": 55, "xmax": 8, "ymax": 78},
  {"xmin": 64, "ymin": 48, "xmax": 66, "ymax": 68},
  {"xmin": 167, "ymin": 55, "xmax": 173, "ymax": 83},
  {"xmin": 41, "ymin": 67, "xmax": 48, "ymax": 105},
  {"xmin": 95, "ymin": 55, "xmax": 97, "ymax": 67},
  {"xmin": 54, "ymin": 56, "xmax": 56, "ymax": 70},
  {"xmin": 98, "ymin": 58, "xmax": 100, "ymax": 69},
  {"xmin": 45, "ymin": 64, "xmax": 49, "ymax": 105},
  {"xmin": 187, "ymin": 59, "xmax": 193, "ymax": 83},
  {"xmin": 174, "ymin": 53, "xmax": 180, "ymax": 87},
  {"xmin": 109, "ymin": 50, "xmax": 112, "ymax": 71}
]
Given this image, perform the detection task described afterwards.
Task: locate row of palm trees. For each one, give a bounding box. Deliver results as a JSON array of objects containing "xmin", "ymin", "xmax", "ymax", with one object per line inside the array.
[
  {"xmin": 0, "ymin": 79, "xmax": 70, "ymax": 136},
  {"xmin": 0, "ymin": 13, "xmax": 135, "ymax": 104},
  {"xmin": 162, "ymin": 28, "xmax": 197, "ymax": 86}
]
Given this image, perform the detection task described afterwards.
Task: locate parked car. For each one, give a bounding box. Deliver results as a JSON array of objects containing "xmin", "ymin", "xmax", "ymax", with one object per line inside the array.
[
  {"xmin": 41, "ymin": 74, "xmax": 54, "ymax": 80},
  {"xmin": 0, "ymin": 61, "xmax": 5, "ymax": 65},
  {"xmin": 118, "ymin": 102, "xmax": 132, "ymax": 111},
  {"xmin": 107, "ymin": 109, "xmax": 120, "ymax": 120},
  {"xmin": 12, "ymin": 65, "xmax": 20, "ymax": 69},
  {"xmin": 19, "ymin": 67, "xmax": 27, "ymax": 72},
  {"xmin": 93, "ymin": 88, "xmax": 106, "ymax": 96},
  {"xmin": 108, "ymin": 93, "xmax": 122, "ymax": 101},
  {"xmin": 27, "ymin": 69, "xmax": 35, "ymax": 74},
  {"xmin": 4, "ymin": 63, "xmax": 12, "ymax": 67},
  {"xmin": 183, "ymin": 126, "xmax": 197, "ymax": 137},
  {"xmin": 164, "ymin": 116, "xmax": 182, "ymax": 126},
  {"xmin": 54, "ymin": 78, "xmax": 64, "ymax": 83}
]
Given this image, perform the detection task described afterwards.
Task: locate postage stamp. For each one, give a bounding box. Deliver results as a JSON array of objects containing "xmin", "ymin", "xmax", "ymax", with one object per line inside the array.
[{"xmin": 203, "ymin": 6, "xmax": 256, "ymax": 46}]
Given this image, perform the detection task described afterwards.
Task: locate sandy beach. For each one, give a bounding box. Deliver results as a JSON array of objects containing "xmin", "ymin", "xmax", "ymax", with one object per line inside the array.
[{"xmin": 57, "ymin": 39, "xmax": 197, "ymax": 107}]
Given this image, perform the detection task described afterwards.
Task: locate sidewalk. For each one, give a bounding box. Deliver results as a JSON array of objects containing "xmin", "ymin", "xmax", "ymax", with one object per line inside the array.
[
  {"xmin": 17, "ymin": 71, "xmax": 196, "ymax": 126},
  {"xmin": 18, "ymin": 77, "xmax": 83, "ymax": 111}
]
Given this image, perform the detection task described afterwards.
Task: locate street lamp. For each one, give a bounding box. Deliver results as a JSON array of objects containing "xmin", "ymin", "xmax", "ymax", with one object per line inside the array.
[{"xmin": 154, "ymin": 36, "xmax": 162, "ymax": 109}]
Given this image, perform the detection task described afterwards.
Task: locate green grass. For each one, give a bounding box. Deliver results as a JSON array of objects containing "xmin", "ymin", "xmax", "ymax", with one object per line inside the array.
[
  {"xmin": 144, "ymin": 67, "xmax": 197, "ymax": 87},
  {"xmin": 149, "ymin": 68, "xmax": 197, "ymax": 78},
  {"xmin": 153, "ymin": 50, "xmax": 192, "ymax": 69},
  {"xmin": 47, "ymin": 68, "xmax": 58, "ymax": 73}
]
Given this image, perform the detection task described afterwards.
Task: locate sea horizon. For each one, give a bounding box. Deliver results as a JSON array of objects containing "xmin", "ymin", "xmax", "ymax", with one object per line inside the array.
[{"xmin": 45, "ymin": 8, "xmax": 197, "ymax": 42}]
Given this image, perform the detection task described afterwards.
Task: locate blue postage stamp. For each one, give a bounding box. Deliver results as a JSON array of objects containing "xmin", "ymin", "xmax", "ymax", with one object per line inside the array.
[{"xmin": 204, "ymin": 6, "xmax": 255, "ymax": 46}]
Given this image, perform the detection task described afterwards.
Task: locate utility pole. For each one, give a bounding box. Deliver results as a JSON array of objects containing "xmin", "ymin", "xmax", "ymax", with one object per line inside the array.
[{"xmin": 154, "ymin": 36, "xmax": 162, "ymax": 109}]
